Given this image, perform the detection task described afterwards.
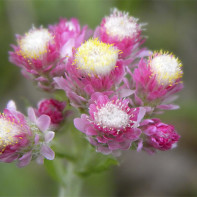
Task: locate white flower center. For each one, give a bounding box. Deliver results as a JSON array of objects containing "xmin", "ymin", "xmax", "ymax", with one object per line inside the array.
[
  {"xmin": 95, "ymin": 103, "xmax": 129, "ymax": 129},
  {"xmin": 19, "ymin": 29, "xmax": 53, "ymax": 59},
  {"xmin": 0, "ymin": 117, "xmax": 21, "ymax": 151},
  {"xmin": 150, "ymin": 54, "xmax": 183, "ymax": 85},
  {"xmin": 104, "ymin": 9, "xmax": 139, "ymax": 40},
  {"xmin": 74, "ymin": 38, "xmax": 119, "ymax": 76}
]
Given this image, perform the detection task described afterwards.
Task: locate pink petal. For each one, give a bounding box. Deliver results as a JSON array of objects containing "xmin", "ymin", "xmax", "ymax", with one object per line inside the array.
[
  {"xmin": 137, "ymin": 139, "xmax": 143, "ymax": 152},
  {"xmin": 137, "ymin": 49, "xmax": 152, "ymax": 58},
  {"xmin": 134, "ymin": 107, "xmax": 146, "ymax": 128},
  {"xmin": 6, "ymin": 100, "xmax": 16, "ymax": 111},
  {"xmin": 53, "ymin": 77, "xmax": 67, "ymax": 91},
  {"xmin": 119, "ymin": 140, "xmax": 132, "ymax": 150},
  {"xmin": 28, "ymin": 107, "xmax": 37, "ymax": 123},
  {"xmin": 85, "ymin": 126, "xmax": 97, "ymax": 136},
  {"xmin": 140, "ymin": 119, "xmax": 155, "ymax": 126},
  {"xmin": 41, "ymin": 145, "xmax": 55, "ymax": 160},
  {"xmin": 119, "ymin": 89, "xmax": 135, "ymax": 98},
  {"xmin": 36, "ymin": 155, "xmax": 44, "ymax": 164},
  {"xmin": 37, "ymin": 115, "xmax": 51, "ymax": 132},
  {"xmin": 34, "ymin": 134, "xmax": 40, "ymax": 145},
  {"xmin": 96, "ymin": 146, "xmax": 112, "ymax": 155},
  {"xmin": 45, "ymin": 131, "xmax": 55, "ymax": 143},
  {"xmin": 0, "ymin": 154, "xmax": 18, "ymax": 163},
  {"xmin": 17, "ymin": 151, "xmax": 32, "ymax": 168},
  {"xmin": 74, "ymin": 115, "xmax": 88, "ymax": 133},
  {"xmin": 157, "ymin": 104, "xmax": 180, "ymax": 110},
  {"xmin": 108, "ymin": 140, "xmax": 120, "ymax": 150},
  {"xmin": 60, "ymin": 39, "xmax": 74, "ymax": 57}
]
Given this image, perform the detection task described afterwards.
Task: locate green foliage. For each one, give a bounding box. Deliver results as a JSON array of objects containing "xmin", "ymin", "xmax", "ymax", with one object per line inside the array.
[
  {"xmin": 44, "ymin": 159, "xmax": 66, "ymax": 185},
  {"xmin": 77, "ymin": 156, "xmax": 118, "ymax": 177}
]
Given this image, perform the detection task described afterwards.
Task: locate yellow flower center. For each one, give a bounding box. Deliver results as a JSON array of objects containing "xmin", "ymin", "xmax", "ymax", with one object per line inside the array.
[
  {"xmin": 74, "ymin": 38, "xmax": 119, "ymax": 76},
  {"xmin": 0, "ymin": 115, "xmax": 22, "ymax": 153},
  {"xmin": 149, "ymin": 52, "xmax": 183, "ymax": 86}
]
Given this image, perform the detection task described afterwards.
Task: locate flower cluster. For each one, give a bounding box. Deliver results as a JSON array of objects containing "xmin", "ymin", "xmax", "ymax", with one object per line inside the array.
[
  {"xmin": 0, "ymin": 101, "xmax": 55, "ymax": 167},
  {"xmin": 6, "ymin": 8, "xmax": 184, "ymax": 166}
]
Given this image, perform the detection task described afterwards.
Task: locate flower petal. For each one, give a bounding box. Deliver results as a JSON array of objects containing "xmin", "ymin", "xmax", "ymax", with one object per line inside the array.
[
  {"xmin": 28, "ymin": 107, "xmax": 37, "ymax": 123},
  {"xmin": 37, "ymin": 115, "xmax": 51, "ymax": 132},
  {"xmin": 134, "ymin": 107, "xmax": 146, "ymax": 128},
  {"xmin": 45, "ymin": 131, "xmax": 55, "ymax": 143},
  {"xmin": 74, "ymin": 115, "xmax": 89, "ymax": 133},
  {"xmin": 157, "ymin": 104, "xmax": 180, "ymax": 110},
  {"xmin": 36, "ymin": 155, "xmax": 44, "ymax": 164},
  {"xmin": 119, "ymin": 89, "xmax": 135, "ymax": 98},
  {"xmin": 6, "ymin": 100, "xmax": 17, "ymax": 111},
  {"xmin": 41, "ymin": 144, "xmax": 55, "ymax": 160},
  {"xmin": 17, "ymin": 151, "xmax": 32, "ymax": 168},
  {"xmin": 137, "ymin": 139, "xmax": 143, "ymax": 152}
]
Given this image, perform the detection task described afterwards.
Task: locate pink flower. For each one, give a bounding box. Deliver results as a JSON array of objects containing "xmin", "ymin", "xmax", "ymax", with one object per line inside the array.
[
  {"xmin": 9, "ymin": 27, "xmax": 60, "ymax": 91},
  {"xmin": 133, "ymin": 51, "xmax": 183, "ymax": 106},
  {"xmin": 0, "ymin": 101, "xmax": 32, "ymax": 166},
  {"xmin": 95, "ymin": 8, "xmax": 146, "ymax": 59},
  {"xmin": 74, "ymin": 93, "xmax": 146, "ymax": 154},
  {"xmin": 54, "ymin": 38, "xmax": 125, "ymax": 109},
  {"xmin": 0, "ymin": 100, "xmax": 55, "ymax": 167},
  {"xmin": 27, "ymin": 107, "xmax": 55, "ymax": 164},
  {"xmin": 142, "ymin": 119, "xmax": 180, "ymax": 151},
  {"xmin": 37, "ymin": 99, "xmax": 66, "ymax": 126}
]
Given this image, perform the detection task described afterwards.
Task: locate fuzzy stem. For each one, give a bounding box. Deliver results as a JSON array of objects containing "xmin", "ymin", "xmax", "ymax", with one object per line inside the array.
[{"xmin": 59, "ymin": 162, "xmax": 82, "ymax": 197}]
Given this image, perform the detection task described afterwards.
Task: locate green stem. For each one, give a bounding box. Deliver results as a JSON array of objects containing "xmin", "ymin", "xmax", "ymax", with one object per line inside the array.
[{"xmin": 59, "ymin": 162, "xmax": 82, "ymax": 197}]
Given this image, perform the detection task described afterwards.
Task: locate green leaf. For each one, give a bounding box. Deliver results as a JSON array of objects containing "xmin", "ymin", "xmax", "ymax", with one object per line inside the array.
[{"xmin": 77, "ymin": 157, "xmax": 119, "ymax": 177}]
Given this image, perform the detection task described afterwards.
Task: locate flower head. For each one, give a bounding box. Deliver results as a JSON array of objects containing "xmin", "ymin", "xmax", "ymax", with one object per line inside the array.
[
  {"xmin": 27, "ymin": 107, "xmax": 55, "ymax": 164},
  {"xmin": 0, "ymin": 101, "xmax": 31, "ymax": 166},
  {"xmin": 0, "ymin": 101, "xmax": 55, "ymax": 167},
  {"xmin": 74, "ymin": 93, "xmax": 146, "ymax": 154},
  {"xmin": 142, "ymin": 119, "xmax": 180, "ymax": 151},
  {"xmin": 74, "ymin": 38, "xmax": 119, "ymax": 76},
  {"xmin": 133, "ymin": 51, "xmax": 183, "ymax": 104},
  {"xmin": 54, "ymin": 38, "xmax": 125, "ymax": 109},
  {"xmin": 148, "ymin": 51, "xmax": 183, "ymax": 86},
  {"xmin": 97, "ymin": 8, "xmax": 145, "ymax": 59},
  {"xmin": 18, "ymin": 28, "xmax": 53, "ymax": 60},
  {"xmin": 9, "ymin": 27, "xmax": 61, "ymax": 92},
  {"xmin": 104, "ymin": 8, "xmax": 140, "ymax": 41},
  {"xmin": 37, "ymin": 99, "xmax": 66, "ymax": 125}
]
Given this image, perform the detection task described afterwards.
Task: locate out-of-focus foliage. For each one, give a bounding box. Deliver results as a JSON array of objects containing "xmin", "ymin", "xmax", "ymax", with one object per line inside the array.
[{"xmin": 0, "ymin": 0, "xmax": 197, "ymax": 196}]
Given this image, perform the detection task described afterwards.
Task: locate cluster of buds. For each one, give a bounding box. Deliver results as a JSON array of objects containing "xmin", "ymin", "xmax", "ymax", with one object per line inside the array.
[{"xmin": 6, "ymin": 8, "xmax": 183, "ymax": 166}]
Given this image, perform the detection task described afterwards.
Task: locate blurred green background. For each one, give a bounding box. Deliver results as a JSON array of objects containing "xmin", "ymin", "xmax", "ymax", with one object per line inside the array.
[{"xmin": 0, "ymin": 0, "xmax": 197, "ymax": 196}]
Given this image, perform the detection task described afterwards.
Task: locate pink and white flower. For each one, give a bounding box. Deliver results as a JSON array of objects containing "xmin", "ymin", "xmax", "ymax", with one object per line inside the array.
[
  {"xmin": 141, "ymin": 118, "xmax": 180, "ymax": 151},
  {"xmin": 54, "ymin": 38, "xmax": 125, "ymax": 109},
  {"xmin": 9, "ymin": 27, "xmax": 60, "ymax": 91},
  {"xmin": 0, "ymin": 101, "xmax": 32, "ymax": 166},
  {"xmin": 27, "ymin": 107, "xmax": 55, "ymax": 164},
  {"xmin": 133, "ymin": 51, "xmax": 183, "ymax": 106},
  {"xmin": 95, "ymin": 8, "xmax": 146, "ymax": 60},
  {"xmin": 74, "ymin": 93, "xmax": 146, "ymax": 154},
  {"xmin": 0, "ymin": 100, "xmax": 55, "ymax": 167}
]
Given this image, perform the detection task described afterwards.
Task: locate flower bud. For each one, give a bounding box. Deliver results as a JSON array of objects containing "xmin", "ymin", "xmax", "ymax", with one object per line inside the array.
[
  {"xmin": 143, "ymin": 119, "xmax": 180, "ymax": 151},
  {"xmin": 37, "ymin": 99, "xmax": 66, "ymax": 125}
]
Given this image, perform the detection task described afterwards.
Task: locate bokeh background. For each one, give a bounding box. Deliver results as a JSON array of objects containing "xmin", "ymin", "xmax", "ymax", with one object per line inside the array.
[{"xmin": 0, "ymin": 0, "xmax": 197, "ymax": 196}]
